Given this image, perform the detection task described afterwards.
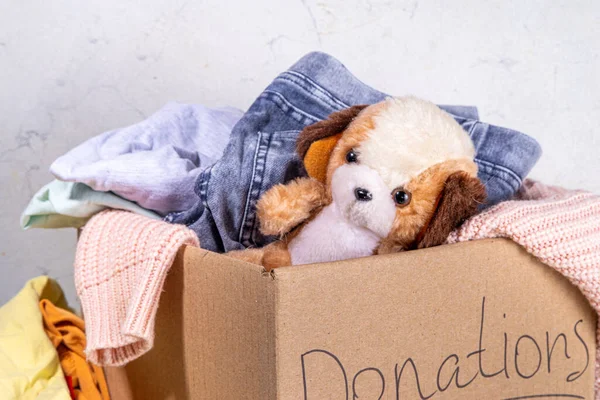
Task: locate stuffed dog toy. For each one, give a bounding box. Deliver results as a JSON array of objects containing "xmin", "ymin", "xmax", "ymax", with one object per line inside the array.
[{"xmin": 228, "ymin": 96, "xmax": 486, "ymax": 270}]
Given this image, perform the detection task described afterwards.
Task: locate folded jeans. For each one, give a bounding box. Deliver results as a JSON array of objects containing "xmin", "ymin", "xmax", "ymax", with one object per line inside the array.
[{"xmin": 167, "ymin": 52, "xmax": 542, "ymax": 253}]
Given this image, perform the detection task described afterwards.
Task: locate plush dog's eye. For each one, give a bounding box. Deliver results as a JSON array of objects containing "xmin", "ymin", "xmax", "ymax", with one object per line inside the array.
[
  {"xmin": 393, "ymin": 189, "xmax": 411, "ymax": 206},
  {"xmin": 345, "ymin": 149, "xmax": 358, "ymax": 163}
]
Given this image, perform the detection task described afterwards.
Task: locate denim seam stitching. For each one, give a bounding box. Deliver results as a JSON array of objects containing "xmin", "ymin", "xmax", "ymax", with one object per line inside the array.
[
  {"xmin": 281, "ymin": 72, "xmax": 348, "ymax": 109},
  {"xmin": 247, "ymin": 134, "xmax": 273, "ymax": 246},
  {"xmin": 261, "ymin": 90, "xmax": 321, "ymax": 124},
  {"xmin": 272, "ymin": 130, "xmax": 303, "ymax": 136},
  {"xmin": 466, "ymin": 121, "xmax": 525, "ymax": 187},
  {"xmin": 475, "ymin": 157, "xmax": 523, "ymax": 186},
  {"xmin": 279, "ymin": 71, "xmax": 350, "ymax": 109},
  {"xmin": 199, "ymin": 168, "xmax": 211, "ymax": 208},
  {"xmin": 238, "ymin": 132, "xmax": 263, "ymax": 244},
  {"xmin": 465, "ymin": 119, "xmax": 477, "ymax": 136}
]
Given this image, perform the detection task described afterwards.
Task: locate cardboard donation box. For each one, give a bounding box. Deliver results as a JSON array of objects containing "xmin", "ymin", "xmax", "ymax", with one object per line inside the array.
[{"xmin": 104, "ymin": 238, "xmax": 596, "ymax": 399}]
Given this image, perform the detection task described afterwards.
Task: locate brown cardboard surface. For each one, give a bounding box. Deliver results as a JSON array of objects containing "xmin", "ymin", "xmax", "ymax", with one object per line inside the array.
[
  {"xmin": 273, "ymin": 239, "xmax": 596, "ymax": 399},
  {"xmin": 106, "ymin": 246, "xmax": 277, "ymax": 400},
  {"xmin": 105, "ymin": 239, "xmax": 596, "ymax": 399}
]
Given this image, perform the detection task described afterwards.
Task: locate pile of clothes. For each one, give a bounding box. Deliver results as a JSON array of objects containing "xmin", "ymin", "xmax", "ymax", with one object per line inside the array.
[
  {"xmin": 0, "ymin": 276, "xmax": 109, "ymax": 399},
  {"xmin": 22, "ymin": 52, "xmax": 542, "ymax": 249},
  {"xmin": 14, "ymin": 52, "xmax": 600, "ymax": 395}
]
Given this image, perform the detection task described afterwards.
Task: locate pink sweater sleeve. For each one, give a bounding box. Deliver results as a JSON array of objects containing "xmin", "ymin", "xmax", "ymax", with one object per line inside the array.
[{"xmin": 75, "ymin": 210, "xmax": 199, "ymax": 366}]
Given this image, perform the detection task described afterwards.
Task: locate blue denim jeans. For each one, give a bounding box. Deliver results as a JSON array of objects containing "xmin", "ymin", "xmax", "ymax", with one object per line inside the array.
[{"xmin": 167, "ymin": 52, "xmax": 542, "ymax": 253}]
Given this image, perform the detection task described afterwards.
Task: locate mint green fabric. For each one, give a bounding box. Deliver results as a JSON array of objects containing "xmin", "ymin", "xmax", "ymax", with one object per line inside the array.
[{"xmin": 21, "ymin": 180, "xmax": 160, "ymax": 229}]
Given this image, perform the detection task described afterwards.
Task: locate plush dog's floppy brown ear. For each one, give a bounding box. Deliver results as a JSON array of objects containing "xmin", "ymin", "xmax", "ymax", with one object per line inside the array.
[
  {"xmin": 297, "ymin": 105, "xmax": 367, "ymax": 183},
  {"xmin": 416, "ymin": 171, "xmax": 486, "ymax": 249}
]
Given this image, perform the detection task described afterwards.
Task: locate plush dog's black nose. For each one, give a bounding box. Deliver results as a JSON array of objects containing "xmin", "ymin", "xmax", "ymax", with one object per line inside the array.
[{"xmin": 354, "ymin": 188, "xmax": 373, "ymax": 201}]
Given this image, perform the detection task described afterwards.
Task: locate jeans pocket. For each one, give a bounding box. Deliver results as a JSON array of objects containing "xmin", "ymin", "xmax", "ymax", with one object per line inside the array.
[{"xmin": 239, "ymin": 130, "xmax": 304, "ymax": 248}]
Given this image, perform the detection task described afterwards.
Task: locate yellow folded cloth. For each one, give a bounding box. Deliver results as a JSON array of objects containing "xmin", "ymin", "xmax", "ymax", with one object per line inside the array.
[{"xmin": 0, "ymin": 277, "xmax": 71, "ymax": 400}]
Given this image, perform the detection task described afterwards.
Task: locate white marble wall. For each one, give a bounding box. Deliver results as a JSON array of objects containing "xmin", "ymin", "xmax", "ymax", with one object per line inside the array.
[{"xmin": 1, "ymin": 0, "xmax": 599, "ymax": 306}]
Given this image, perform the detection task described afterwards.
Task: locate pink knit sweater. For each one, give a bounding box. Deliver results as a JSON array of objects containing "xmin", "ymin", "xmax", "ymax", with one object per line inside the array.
[
  {"xmin": 75, "ymin": 210, "xmax": 199, "ymax": 366},
  {"xmin": 448, "ymin": 180, "xmax": 600, "ymax": 397}
]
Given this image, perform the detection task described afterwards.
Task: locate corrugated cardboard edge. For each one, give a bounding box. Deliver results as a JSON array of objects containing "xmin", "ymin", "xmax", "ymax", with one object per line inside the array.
[{"xmin": 271, "ymin": 238, "xmax": 527, "ymax": 277}]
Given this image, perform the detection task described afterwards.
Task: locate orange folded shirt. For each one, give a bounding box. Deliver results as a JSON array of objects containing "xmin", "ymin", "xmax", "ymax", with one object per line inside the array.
[{"xmin": 39, "ymin": 299, "xmax": 110, "ymax": 400}]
